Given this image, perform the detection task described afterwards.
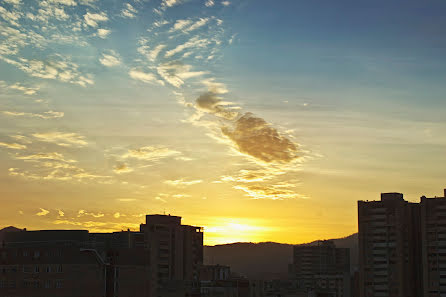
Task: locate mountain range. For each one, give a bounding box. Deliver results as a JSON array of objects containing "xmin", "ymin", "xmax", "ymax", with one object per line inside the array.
[{"xmin": 204, "ymin": 233, "xmax": 358, "ymax": 280}]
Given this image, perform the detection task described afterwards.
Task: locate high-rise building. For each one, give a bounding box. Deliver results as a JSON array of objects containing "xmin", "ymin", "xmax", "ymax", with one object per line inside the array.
[
  {"xmin": 0, "ymin": 214, "xmax": 203, "ymax": 297},
  {"xmin": 358, "ymin": 190, "xmax": 446, "ymax": 297},
  {"xmin": 140, "ymin": 214, "xmax": 203, "ymax": 297},
  {"xmin": 291, "ymin": 240, "xmax": 351, "ymax": 297},
  {"xmin": 420, "ymin": 189, "xmax": 446, "ymax": 297},
  {"xmin": 358, "ymin": 192, "xmax": 422, "ymax": 297}
]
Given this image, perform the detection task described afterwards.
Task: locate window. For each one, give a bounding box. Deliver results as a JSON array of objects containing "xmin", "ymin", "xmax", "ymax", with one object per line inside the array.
[
  {"xmin": 55, "ymin": 280, "xmax": 63, "ymax": 288},
  {"xmin": 34, "ymin": 266, "xmax": 40, "ymax": 273},
  {"xmin": 57, "ymin": 265, "xmax": 63, "ymax": 273},
  {"xmin": 44, "ymin": 280, "xmax": 52, "ymax": 288},
  {"xmin": 34, "ymin": 251, "xmax": 40, "ymax": 258},
  {"xmin": 23, "ymin": 265, "xmax": 32, "ymax": 273},
  {"xmin": 46, "ymin": 266, "xmax": 51, "ymax": 273}
]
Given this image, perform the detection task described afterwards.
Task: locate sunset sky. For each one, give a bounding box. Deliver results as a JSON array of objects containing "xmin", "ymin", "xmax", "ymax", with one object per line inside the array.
[{"xmin": 1, "ymin": 0, "xmax": 446, "ymax": 245}]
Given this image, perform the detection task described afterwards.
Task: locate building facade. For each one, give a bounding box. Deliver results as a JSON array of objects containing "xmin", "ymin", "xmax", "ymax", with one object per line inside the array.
[
  {"xmin": 420, "ymin": 190, "xmax": 446, "ymax": 297},
  {"xmin": 0, "ymin": 214, "xmax": 203, "ymax": 297},
  {"xmin": 358, "ymin": 189, "xmax": 446, "ymax": 297},
  {"xmin": 291, "ymin": 240, "xmax": 350, "ymax": 297}
]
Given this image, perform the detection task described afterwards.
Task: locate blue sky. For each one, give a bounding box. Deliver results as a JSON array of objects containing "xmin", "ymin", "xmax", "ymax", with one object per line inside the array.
[{"xmin": 0, "ymin": 0, "xmax": 445, "ymax": 244}]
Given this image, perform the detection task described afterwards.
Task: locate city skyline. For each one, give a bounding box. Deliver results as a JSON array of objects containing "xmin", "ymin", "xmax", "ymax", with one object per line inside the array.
[{"xmin": 1, "ymin": 0, "xmax": 446, "ymax": 245}]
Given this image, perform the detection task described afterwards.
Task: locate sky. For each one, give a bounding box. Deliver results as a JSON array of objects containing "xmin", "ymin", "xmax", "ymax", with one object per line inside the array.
[{"xmin": 0, "ymin": 0, "xmax": 446, "ymax": 245}]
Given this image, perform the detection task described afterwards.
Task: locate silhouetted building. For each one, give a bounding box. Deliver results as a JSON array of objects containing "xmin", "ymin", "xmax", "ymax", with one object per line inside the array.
[
  {"xmin": 291, "ymin": 240, "xmax": 350, "ymax": 297},
  {"xmin": 358, "ymin": 192, "xmax": 422, "ymax": 297},
  {"xmin": 140, "ymin": 214, "xmax": 203, "ymax": 297},
  {"xmin": 420, "ymin": 189, "xmax": 446, "ymax": 297},
  {"xmin": 0, "ymin": 214, "xmax": 203, "ymax": 297}
]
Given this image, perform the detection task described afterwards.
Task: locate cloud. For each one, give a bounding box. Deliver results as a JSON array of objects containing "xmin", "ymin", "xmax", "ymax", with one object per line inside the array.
[
  {"xmin": 0, "ymin": 5, "xmax": 21, "ymax": 27},
  {"xmin": 99, "ymin": 50, "xmax": 121, "ymax": 67},
  {"xmin": 164, "ymin": 36, "xmax": 211, "ymax": 58},
  {"xmin": 205, "ymin": 0, "xmax": 215, "ymax": 7},
  {"xmin": 2, "ymin": 110, "xmax": 64, "ymax": 119},
  {"xmin": 196, "ymin": 92, "xmax": 239, "ymax": 120},
  {"xmin": 161, "ymin": 0, "xmax": 183, "ymax": 8},
  {"xmin": 78, "ymin": 209, "xmax": 104, "ymax": 218},
  {"xmin": 221, "ymin": 113, "xmax": 299, "ymax": 164},
  {"xmin": 113, "ymin": 212, "xmax": 121, "ymax": 218},
  {"xmin": 10, "ymin": 135, "xmax": 32, "ymax": 143},
  {"xmin": 97, "ymin": 28, "xmax": 111, "ymax": 39},
  {"xmin": 15, "ymin": 152, "xmax": 77, "ymax": 163},
  {"xmin": 0, "ymin": 56, "xmax": 94, "ymax": 87},
  {"xmin": 58, "ymin": 210, "xmax": 64, "ymax": 217},
  {"xmin": 32, "ymin": 132, "xmax": 88, "ymax": 147},
  {"xmin": 83, "ymin": 12, "xmax": 108, "ymax": 28},
  {"xmin": 10, "ymin": 155, "xmax": 111, "ymax": 182},
  {"xmin": 0, "ymin": 141, "xmax": 26, "ymax": 150},
  {"xmin": 122, "ymin": 146, "xmax": 181, "ymax": 161},
  {"xmin": 129, "ymin": 69, "xmax": 162, "ymax": 85},
  {"xmin": 221, "ymin": 1, "xmax": 230, "ymax": 6},
  {"xmin": 201, "ymin": 78, "xmax": 228, "ymax": 94},
  {"xmin": 220, "ymin": 168, "xmax": 286, "ymax": 183},
  {"xmin": 234, "ymin": 183, "xmax": 307, "ymax": 200},
  {"xmin": 148, "ymin": 44, "xmax": 166, "ymax": 62},
  {"xmin": 157, "ymin": 61, "xmax": 207, "ymax": 88},
  {"xmin": 6, "ymin": 82, "xmax": 39, "ymax": 95},
  {"xmin": 116, "ymin": 198, "xmax": 137, "ymax": 202},
  {"xmin": 36, "ymin": 208, "xmax": 50, "ymax": 216},
  {"xmin": 47, "ymin": 0, "xmax": 77, "ymax": 6},
  {"xmin": 113, "ymin": 163, "xmax": 133, "ymax": 174},
  {"xmin": 170, "ymin": 18, "xmax": 209, "ymax": 33},
  {"xmin": 4, "ymin": 0, "xmax": 22, "ymax": 5},
  {"xmin": 164, "ymin": 178, "xmax": 202, "ymax": 187},
  {"xmin": 121, "ymin": 3, "xmax": 137, "ymax": 18}
]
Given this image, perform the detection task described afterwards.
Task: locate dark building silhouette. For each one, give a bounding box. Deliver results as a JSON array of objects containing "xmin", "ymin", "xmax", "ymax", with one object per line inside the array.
[
  {"xmin": 140, "ymin": 214, "xmax": 203, "ymax": 297},
  {"xmin": 420, "ymin": 190, "xmax": 446, "ymax": 297},
  {"xmin": 291, "ymin": 240, "xmax": 351, "ymax": 297},
  {"xmin": 358, "ymin": 189, "xmax": 446, "ymax": 297},
  {"xmin": 0, "ymin": 214, "xmax": 203, "ymax": 297}
]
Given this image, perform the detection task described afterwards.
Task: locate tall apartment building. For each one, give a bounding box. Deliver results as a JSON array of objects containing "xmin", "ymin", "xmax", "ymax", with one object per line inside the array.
[
  {"xmin": 0, "ymin": 214, "xmax": 203, "ymax": 297},
  {"xmin": 358, "ymin": 192, "xmax": 422, "ymax": 297},
  {"xmin": 420, "ymin": 190, "xmax": 446, "ymax": 297},
  {"xmin": 291, "ymin": 240, "xmax": 351, "ymax": 297},
  {"xmin": 140, "ymin": 214, "xmax": 203, "ymax": 297},
  {"xmin": 358, "ymin": 190, "xmax": 446, "ymax": 297}
]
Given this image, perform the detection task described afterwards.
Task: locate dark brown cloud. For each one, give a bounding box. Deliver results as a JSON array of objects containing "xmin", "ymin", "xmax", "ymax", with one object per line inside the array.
[
  {"xmin": 195, "ymin": 92, "xmax": 239, "ymax": 120},
  {"xmin": 222, "ymin": 113, "xmax": 299, "ymax": 163}
]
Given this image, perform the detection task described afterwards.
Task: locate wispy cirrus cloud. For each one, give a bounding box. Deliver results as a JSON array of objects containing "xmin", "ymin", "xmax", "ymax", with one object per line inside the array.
[
  {"xmin": 129, "ymin": 69, "xmax": 163, "ymax": 85},
  {"xmin": 164, "ymin": 36, "xmax": 211, "ymax": 58},
  {"xmin": 122, "ymin": 146, "xmax": 181, "ymax": 161},
  {"xmin": 0, "ymin": 81, "xmax": 39, "ymax": 95},
  {"xmin": 36, "ymin": 208, "xmax": 50, "ymax": 216},
  {"xmin": 121, "ymin": 3, "xmax": 137, "ymax": 19},
  {"xmin": 0, "ymin": 56, "xmax": 94, "ymax": 87},
  {"xmin": 157, "ymin": 61, "xmax": 208, "ymax": 88},
  {"xmin": 164, "ymin": 178, "xmax": 203, "ymax": 187},
  {"xmin": 15, "ymin": 152, "xmax": 77, "ymax": 163},
  {"xmin": 99, "ymin": 50, "xmax": 121, "ymax": 67},
  {"xmin": 2, "ymin": 110, "xmax": 64, "ymax": 119},
  {"xmin": 32, "ymin": 132, "xmax": 88, "ymax": 147},
  {"xmin": 205, "ymin": 0, "xmax": 215, "ymax": 7},
  {"xmin": 0, "ymin": 141, "xmax": 27, "ymax": 150},
  {"xmin": 170, "ymin": 18, "xmax": 210, "ymax": 33},
  {"xmin": 97, "ymin": 28, "xmax": 111, "ymax": 39},
  {"xmin": 234, "ymin": 183, "xmax": 308, "ymax": 200},
  {"xmin": 83, "ymin": 12, "xmax": 108, "ymax": 28},
  {"xmin": 161, "ymin": 0, "xmax": 183, "ymax": 8},
  {"xmin": 113, "ymin": 163, "xmax": 133, "ymax": 174}
]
